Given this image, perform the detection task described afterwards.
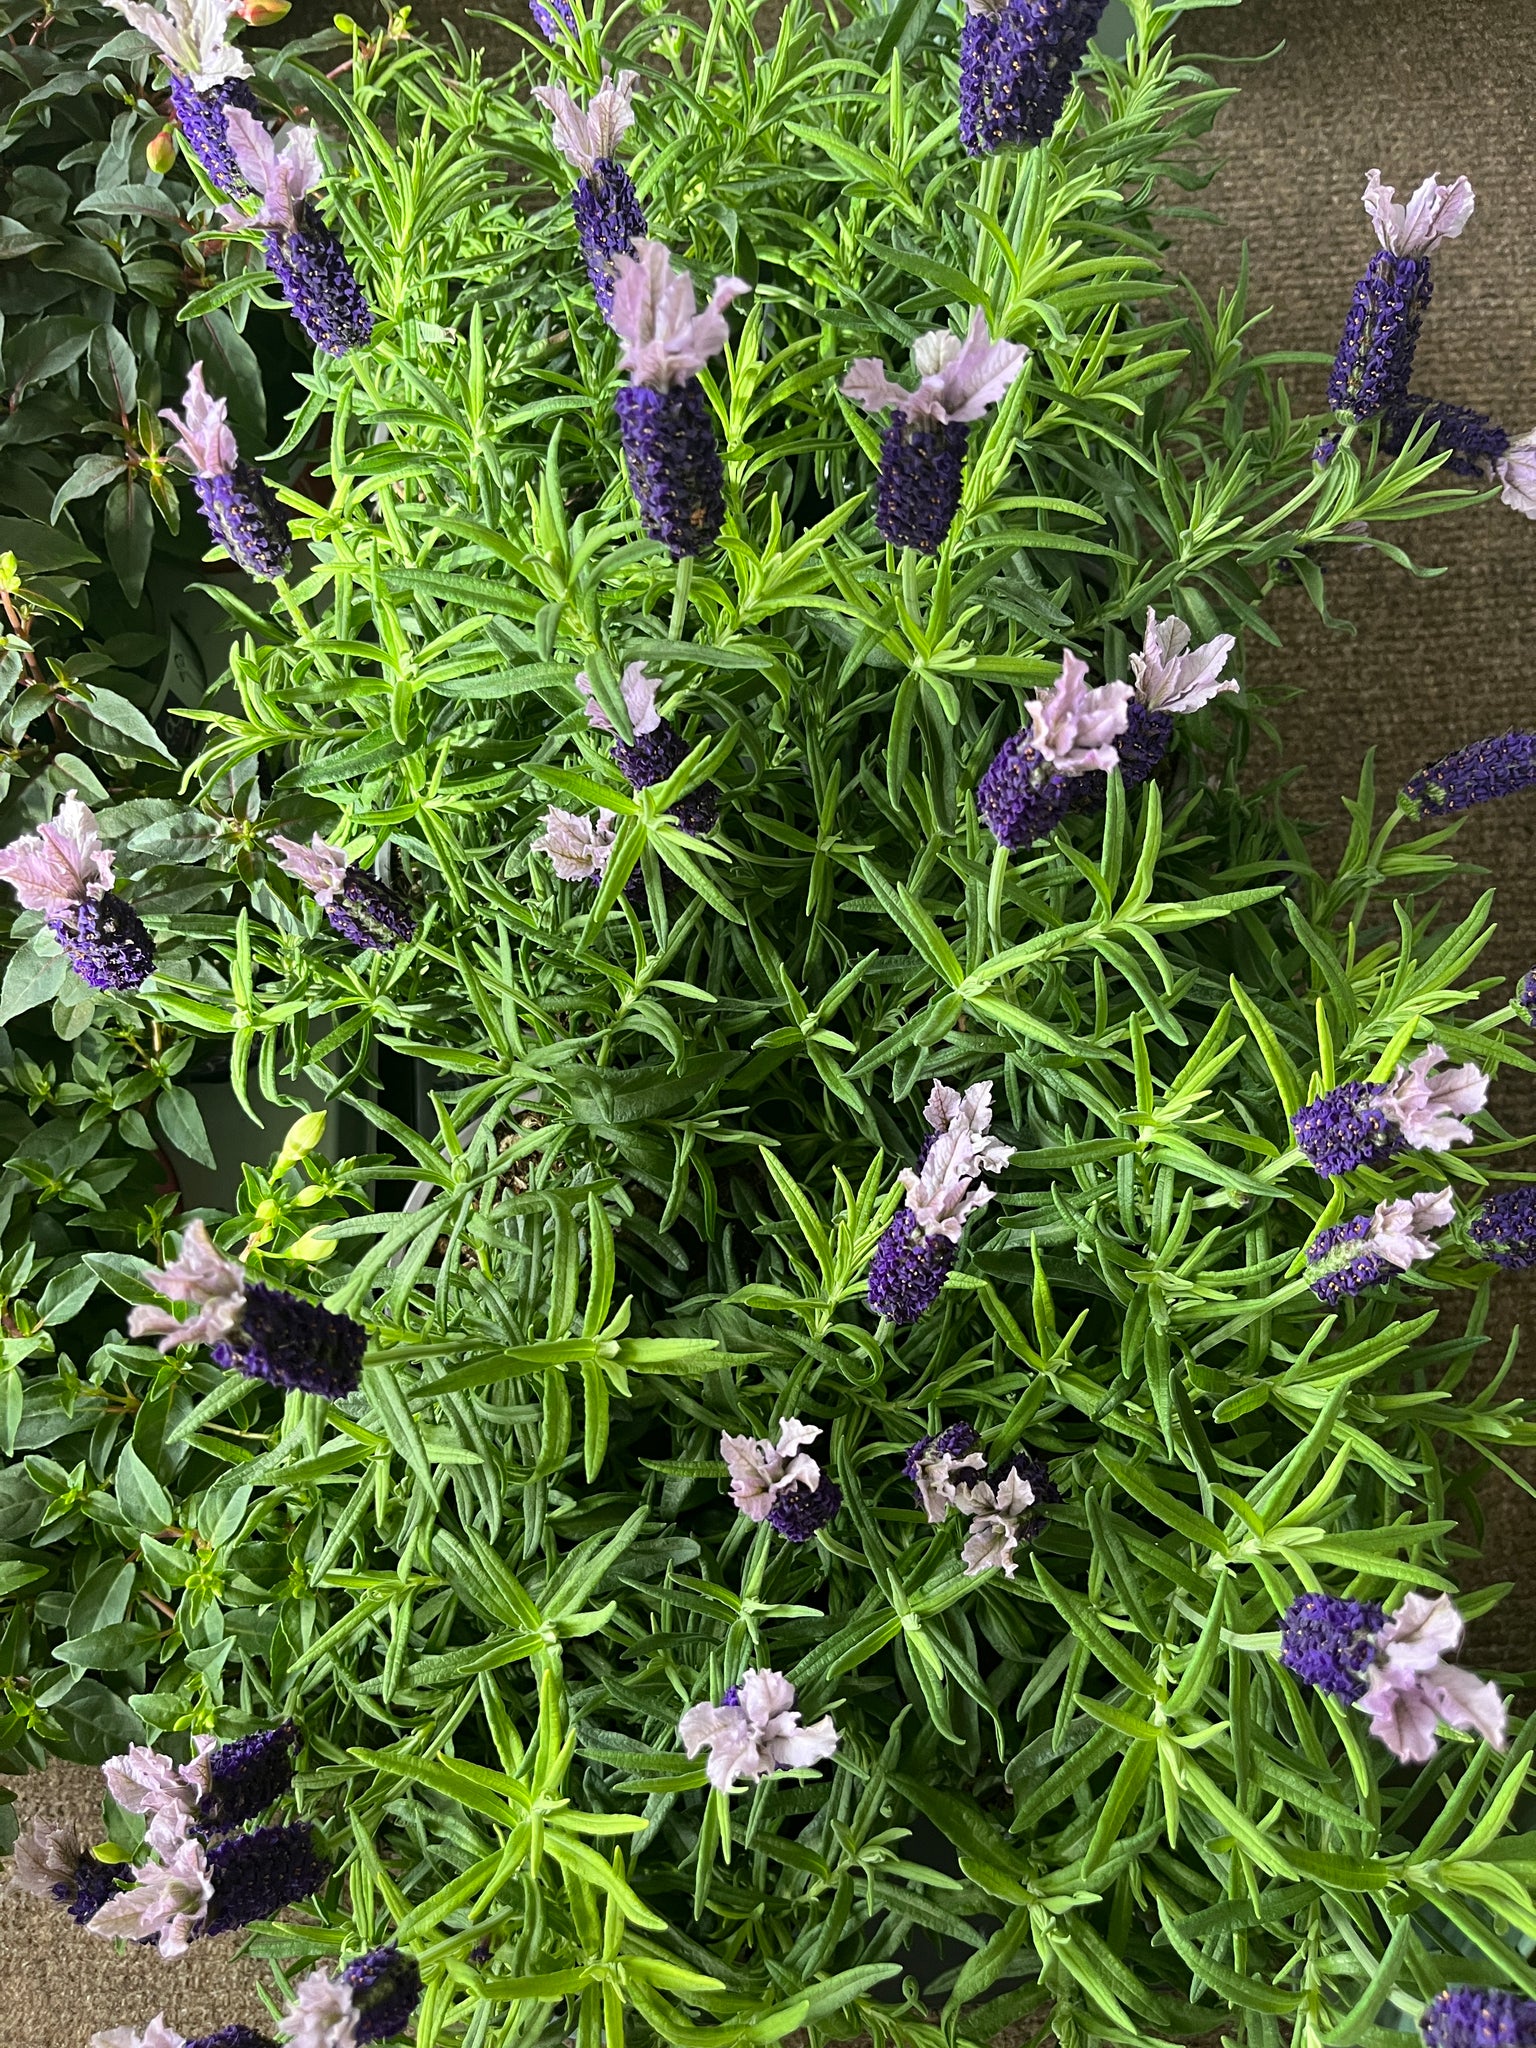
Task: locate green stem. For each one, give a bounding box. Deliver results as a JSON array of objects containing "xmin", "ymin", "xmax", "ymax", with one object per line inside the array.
[{"xmin": 669, "ymin": 554, "xmax": 695, "ymax": 640}]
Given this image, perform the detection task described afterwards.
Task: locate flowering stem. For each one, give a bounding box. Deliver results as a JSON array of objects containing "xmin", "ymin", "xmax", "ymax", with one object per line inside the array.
[{"xmin": 669, "ymin": 554, "xmax": 695, "ymax": 640}]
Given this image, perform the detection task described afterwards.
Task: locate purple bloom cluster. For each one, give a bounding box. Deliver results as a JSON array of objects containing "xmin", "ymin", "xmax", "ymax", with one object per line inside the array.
[
  {"xmin": 614, "ymin": 382, "xmax": 727, "ymax": 557},
  {"xmin": 1291, "ymin": 1081, "xmax": 1401, "ymax": 1175},
  {"xmin": 978, "ymin": 653, "xmax": 1131, "ymax": 851},
  {"xmin": 193, "ymin": 465, "xmax": 292, "ymax": 580},
  {"xmin": 958, "ymin": 0, "xmax": 1110, "ymax": 157},
  {"xmin": 270, "ymin": 832, "xmax": 415, "ymax": 951},
  {"xmin": 1326, "ymin": 170, "xmax": 1474, "ymax": 423},
  {"xmin": 337, "ymin": 1945, "xmax": 424, "ymax": 2043},
  {"xmin": 169, "ymin": 74, "xmax": 260, "ymax": 191},
  {"xmin": 1469, "ymin": 1188, "xmax": 1536, "ymax": 1271},
  {"xmin": 868, "ymin": 1081, "xmax": 1014, "ymax": 1322},
  {"xmin": 1421, "ymin": 1989, "xmax": 1536, "ymax": 2048},
  {"xmin": 904, "ymin": 1419, "xmax": 982, "ymax": 1485},
  {"xmin": 187, "ymin": 2030, "xmax": 281, "ymax": 2048},
  {"xmin": 573, "ymin": 162, "xmax": 648, "ymax": 316},
  {"xmin": 1279, "ymin": 1592, "xmax": 1385, "ymax": 1702},
  {"xmin": 530, "ymin": 0, "xmax": 575, "ymax": 37},
  {"xmin": 1069, "ymin": 700, "xmax": 1174, "ymax": 810},
  {"xmin": 0, "ymin": 792, "xmax": 156, "ymax": 994},
  {"xmin": 868, "ymin": 1209, "xmax": 961, "ymax": 1324},
  {"xmin": 1306, "ymin": 1216, "xmax": 1391, "ymax": 1304},
  {"xmin": 213, "ymin": 1282, "xmax": 367, "ymax": 1399},
  {"xmin": 266, "ymin": 207, "xmax": 376, "ymax": 357},
  {"xmin": 201, "ymin": 1822, "xmax": 330, "ymax": 1938},
  {"xmin": 1326, "ymin": 251, "xmax": 1433, "ymax": 421},
  {"xmin": 766, "ymin": 1471, "xmax": 844, "ymax": 1543},
  {"xmin": 581, "ymin": 664, "xmax": 719, "ymax": 837},
  {"xmin": 842, "ymin": 312, "xmax": 1027, "ymax": 553},
  {"xmin": 1382, "ymin": 394, "xmax": 1511, "ymax": 477},
  {"xmin": 1518, "ymin": 969, "xmax": 1536, "ymax": 1028},
  {"xmin": 129, "ymin": 1218, "xmax": 367, "ymax": 1400},
  {"xmin": 197, "ymin": 1722, "xmax": 298, "ymax": 1833},
  {"xmin": 1401, "ymin": 730, "xmax": 1536, "ymax": 818}
]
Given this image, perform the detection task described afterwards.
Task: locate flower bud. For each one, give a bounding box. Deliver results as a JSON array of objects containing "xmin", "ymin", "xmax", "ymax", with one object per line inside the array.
[
  {"xmin": 145, "ymin": 124, "xmax": 177, "ymax": 174},
  {"xmin": 234, "ymin": 0, "xmax": 290, "ymax": 19}
]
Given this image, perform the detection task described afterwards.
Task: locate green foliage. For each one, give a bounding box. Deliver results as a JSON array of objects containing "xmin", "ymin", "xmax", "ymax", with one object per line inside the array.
[{"xmin": 5, "ymin": 2, "xmax": 1536, "ymax": 2046}]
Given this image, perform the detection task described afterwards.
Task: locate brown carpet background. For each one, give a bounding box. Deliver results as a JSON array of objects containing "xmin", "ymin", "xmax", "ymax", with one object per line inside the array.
[{"xmin": 7, "ymin": 2, "xmax": 1535, "ymax": 2037}]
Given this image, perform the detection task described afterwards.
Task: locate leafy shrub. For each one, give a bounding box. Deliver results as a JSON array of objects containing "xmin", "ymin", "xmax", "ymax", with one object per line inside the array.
[{"xmin": 8, "ymin": 3, "xmax": 1536, "ymax": 2047}]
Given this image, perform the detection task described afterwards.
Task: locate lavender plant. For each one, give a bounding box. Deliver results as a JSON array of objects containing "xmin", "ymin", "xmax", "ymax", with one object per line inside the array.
[{"xmin": 8, "ymin": 3, "xmax": 1536, "ymax": 2048}]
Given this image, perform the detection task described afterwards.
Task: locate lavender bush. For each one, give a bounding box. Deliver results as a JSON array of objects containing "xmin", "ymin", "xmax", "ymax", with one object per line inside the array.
[{"xmin": 5, "ymin": 2, "xmax": 1536, "ymax": 2047}]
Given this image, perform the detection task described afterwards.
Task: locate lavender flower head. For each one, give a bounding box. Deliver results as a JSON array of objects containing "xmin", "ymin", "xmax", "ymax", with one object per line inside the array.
[
  {"xmin": 609, "ymin": 241, "xmax": 749, "ymax": 558},
  {"xmin": 867, "ymin": 1079, "xmax": 1014, "ymax": 1322},
  {"xmin": 270, "ymin": 832, "xmax": 415, "ymax": 951},
  {"xmin": 720, "ymin": 1417, "xmax": 841, "ymax": 1541},
  {"xmin": 978, "ymin": 651, "xmax": 1132, "ymax": 851},
  {"xmin": 104, "ymin": 0, "xmax": 257, "ymax": 192},
  {"xmin": 1071, "ymin": 607, "xmax": 1238, "ymax": 808},
  {"xmin": 528, "ymin": 0, "xmax": 575, "ymax": 40},
  {"xmin": 161, "ymin": 362, "xmax": 291, "ymax": 581},
  {"xmin": 1401, "ymin": 730, "xmax": 1536, "ymax": 819},
  {"xmin": 842, "ymin": 311, "xmax": 1028, "ymax": 553},
  {"xmin": 278, "ymin": 1947, "xmax": 422, "ymax": 2047},
  {"xmin": 104, "ymin": 1725, "xmax": 298, "ymax": 1840},
  {"xmin": 1519, "ymin": 970, "xmax": 1536, "ymax": 1029},
  {"xmin": 126, "ymin": 1219, "xmax": 366, "ymax": 1399},
  {"xmin": 7, "ymin": 1818, "xmax": 124, "ymax": 1925},
  {"xmin": 678, "ymin": 1668, "xmax": 838, "ymax": 1792},
  {"xmin": 1306, "ymin": 1188, "xmax": 1454, "ymax": 1304},
  {"xmin": 0, "ymin": 790, "xmax": 155, "ymax": 993},
  {"xmin": 88, "ymin": 2018, "xmax": 190, "ymax": 2048},
  {"xmin": 1279, "ymin": 1593, "xmax": 1385, "ymax": 1701},
  {"xmin": 1292, "ymin": 1045, "xmax": 1487, "ymax": 1175},
  {"xmin": 1328, "ymin": 170, "xmax": 1474, "ymax": 423},
  {"xmin": 1420, "ymin": 1989, "xmax": 1536, "ymax": 2048},
  {"xmin": 905, "ymin": 1420, "xmax": 985, "ymax": 1522},
  {"xmin": 1381, "ymin": 395, "xmax": 1512, "ymax": 480},
  {"xmin": 958, "ymin": 0, "xmax": 1110, "ymax": 158},
  {"xmin": 1470, "ymin": 1187, "xmax": 1536, "ymax": 1271},
  {"xmin": 222, "ymin": 111, "xmax": 374, "ymax": 358},
  {"xmin": 580, "ymin": 662, "xmax": 718, "ymax": 833},
  {"xmin": 533, "ymin": 70, "xmax": 646, "ymax": 317},
  {"xmin": 1280, "ymin": 1589, "xmax": 1506, "ymax": 1761},
  {"xmin": 88, "ymin": 1823, "xmax": 329, "ymax": 1955}
]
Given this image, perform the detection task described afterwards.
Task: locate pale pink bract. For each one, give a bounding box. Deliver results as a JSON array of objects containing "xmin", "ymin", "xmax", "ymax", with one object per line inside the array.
[
  {"xmin": 270, "ymin": 832, "xmax": 350, "ymax": 908},
  {"xmin": 126, "ymin": 1219, "xmax": 248, "ymax": 1354},
  {"xmin": 159, "ymin": 362, "xmax": 239, "ymax": 479},
  {"xmin": 1027, "ymin": 652, "xmax": 1132, "ymax": 774},
  {"xmin": 608, "ymin": 241, "xmax": 749, "ymax": 391},
  {"xmin": 1362, "ymin": 168, "xmax": 1475, "ymax": 258},
  {"xmin": 841, "ymin": 308, "xmax": 1027, "ymax": 426},
  {"xmin": 0, "ymin": 791, "xmax": 115, "ymax": 920},
  {"xmin": 533, "ymin": 69, "xmax": 639, "ymax": 176},
  {"xmin": 678, "ymin": 1667, "xmax": 838, "ymax": 1791}
]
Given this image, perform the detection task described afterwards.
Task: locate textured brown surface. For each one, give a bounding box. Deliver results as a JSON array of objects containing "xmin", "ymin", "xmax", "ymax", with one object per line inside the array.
[
  {"xmin": 9, "ymin": 3, "xmax": 1536, "ymax": 2039},
  {"xmin": 1, "ymin": 1765, "xmax": 274, "ymax": 2047}
]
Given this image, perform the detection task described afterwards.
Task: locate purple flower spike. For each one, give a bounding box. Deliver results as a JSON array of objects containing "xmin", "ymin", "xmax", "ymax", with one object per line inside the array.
[
  {"xmin": 534, "ymin": 71, "xmax": 647, "ymax": 316},
  {"xmin": 1071, "ymin": 607, "xmax": 1237, "ymax": 810},
  {"xmin": 1291, "ymin": 1081, "xmax": 1400, "ymax": 1175},
  {"xmin": 213, "ymin": 1284, "xmax": 366, "ymax": 1399},
  {"xmin": 1279, "ymin": 1592, "xmax": 1385, "ymax": 1701},
  {"xmin": 223, "ymin": 111, "xmax": 373, "ymax": 357},
  {"xmin": 1382, "ymin": 395, "xmax": 1512, "ymax": 478},
  {"xmin": 978, "ymin": 651, "xmax": 1131, "ymax": 850},
  {"xmin": 169, "ymin": 76, "xmax": 262, "ymax": 192},
  {"xmin": 7, "ymin": 1818, "xmax": 125, "ymax": 1925},
  {"xmin": 1517, "ymin": 969, "xmax": 1536, "ymax": 1027},
  {"xmin": 842, "ymin": 311, "xmax": 1028, "ymax": 552},
  {"xmin": 107, "ymin": 0, "xmax": 256, "ymax": 189},
  {"xmin": 959, "ymin": 0, "xmax": 1110, "ymax": 157},
  {"xmin": 529, "ymin": 0, "xmax": 575, "ymax": 38},
  {"xmin": 278, "ymin": 1947, "xmax": 422, "ymax": 2048},
  {"xmin": 162, "ymin": 362, "xmax": 291, "ymax": 580},
  {"xmin": 1421, "ymin": 1989, "xmax": 1536, "ymax": 2048},
  {"xmin": 1469, "ymin": 1187, "xmax": 1536, "ymax": 1271},
  {"xmin": 580, "ymin": 662, "xmax": 719, "ymax": 834},
  {"xmin": 86, "ymin": 1823, "xmax": 328, "ymax": 1955},
  {"xmin": 0, "ymin": 791, "xmax": 155, "ymax": 993},
  {"xmin": 126, "ymin": 1219, "xmax": 365, "ymax": 1399},
  {"xmin": 1328, "ymin": 170, "xmax": 1474, "ymax": 422},
  {"xmin": 1306, "ymin": 1188, "xmax": 1454, "ymax": 1304},
  {"xmin": 199, "ymin": 1722, "xmax": 298, "ymax": 1832},
  {"xmin": 270, "ymin": 832, "xmax": 415, "ymax": 951},
  {"xmin": 608, "ymin": 242, "xmax": 748, "ymax": 557},
  {"xmin": 868, "ymin": 1079, "xmax": 1014, "ymax": 1322},
  {"xmin": 1402, "ymin": 730, "xmax": 1536, "ymax": 818},
  {"xmin": 767, "ymin": 1473, "xmax": 843, "ymax": 1542}
]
